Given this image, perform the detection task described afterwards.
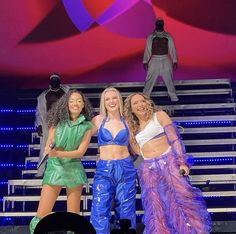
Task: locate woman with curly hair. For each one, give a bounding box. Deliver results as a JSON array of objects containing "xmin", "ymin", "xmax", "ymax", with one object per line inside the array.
[
  {"xmin": 123, "ymin": 93, "xmax": 211, "ymax": 234},
  {"xmin": 90, "ymin": 87, "xmax": 137, "ymax": 234},
  {"xmin": 29, "ymin": 90, "xmax": 94, "ymax": 234}
]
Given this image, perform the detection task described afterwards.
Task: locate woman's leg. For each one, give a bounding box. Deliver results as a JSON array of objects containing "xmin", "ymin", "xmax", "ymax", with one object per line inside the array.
[
  {"xmin": 90, "ymin": 161, "xmax": 115, "ymax": 234},
  {"xmin": 138, "ymin": 161, "xmax": 171, "ymax": 234},
  {"xmin": 164, "ymin": 153, "xmax": 211, "ymax": 234},
  {"xmin": 115, "ymin": 158, "xmax": 137, "ymax": 229},
  {"xmin": 37, "ymin": 184, "xmax": 61, "ymax": 217},
  {"xmin": 29, "ymin": 184, "xmax": 61, "ymax": 234},
  {"xmin": 66, "ymin": 185, "xmax": 84, "ymax": 214}
]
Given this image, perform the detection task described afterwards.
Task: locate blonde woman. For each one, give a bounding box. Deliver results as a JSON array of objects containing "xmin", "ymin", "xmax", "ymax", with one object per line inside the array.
[
  {"xmin": 90, "ymin": 87, "xmax": 136, "ymax": 234},
  {"xmin": 123, "ymin": 93, "xmax": 211, "ymax": 234}
]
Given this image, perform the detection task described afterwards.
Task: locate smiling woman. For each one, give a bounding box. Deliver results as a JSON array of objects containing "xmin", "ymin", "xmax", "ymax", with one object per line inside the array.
[
  {"xmin": 90, "ymin": 87, "xmax": 137, "ymax": 234},
  {"xmin": 29, "ymin": 89, "xmax": 94, "ymax": 234},
  {"xmin": 68, "ymin": 92, "xmax": 85, "ymax": 121},
  {"xmin": 123, "ymin": 93, "xmax": 212, "ymax": 234}
]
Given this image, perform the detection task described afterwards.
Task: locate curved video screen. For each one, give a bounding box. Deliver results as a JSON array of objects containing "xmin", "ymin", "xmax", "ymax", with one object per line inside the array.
[{"xmin": 0, "ymin": 0, "xmax": 236, "ymax": 88}]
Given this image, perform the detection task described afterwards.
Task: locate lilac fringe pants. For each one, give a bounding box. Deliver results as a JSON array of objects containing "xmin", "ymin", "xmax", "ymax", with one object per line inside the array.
[{"xmin": 137, "ymin": 149, "xmax": 211, "ymax": 234}]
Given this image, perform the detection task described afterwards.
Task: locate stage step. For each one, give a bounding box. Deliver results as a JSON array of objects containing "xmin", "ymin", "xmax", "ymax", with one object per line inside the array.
[
  {"xmin": 21, "ymin": 168, "xmax": 96, "ymax": 177},
  {"xmin": 81, "ymin": 88, "xmax": 232, "ymax": 99},
  {"xmin": 190, "ymin": 151, "xmax": 236, "ymax": 158},
  {"xmin": 3, "ymin": 195, "xmax": 87, "ymax": 212},
  {"xmin": 68, "ymin": 78, "xmax": 231, "ymax": 89},
  {"xmin": 93, "ymin": 103, "xmax": 236, "ymax": 113},
  {"xmin": 7, "ymin": 174, "xmax": 236, "ymax": 197},
  {"xmin": 1, "ymin": 206, "xmax": 236, "ymax": 218},
  {"xmin": 27, "ymin": 138, "xmax": 236, "ymax": 152},
  {"xmin": 173, "ymin": 114, "xmax": 236, "ymax": 121},
  {"xmin": 25, "ymin": 155, "xmax": 97, "ymax": 164}
]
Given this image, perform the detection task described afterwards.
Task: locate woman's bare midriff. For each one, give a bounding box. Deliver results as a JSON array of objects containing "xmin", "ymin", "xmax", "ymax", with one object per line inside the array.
[
  {"xmin": 141, "ymin": 135, "xmax": 170, "ymax": 158},
  {"xmin": 99, "ymin": 145, "xmax": 130, "ymax": 160}
]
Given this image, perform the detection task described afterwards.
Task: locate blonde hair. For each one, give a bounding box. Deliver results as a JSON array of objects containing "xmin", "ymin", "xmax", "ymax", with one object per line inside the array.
[
  {"xmin": 99, "ymin": 87, "xmax": 123, "ymax": 116},
  {"xmin": 123, "ymin": 93, "xmax": 160, "ymax": 143}
]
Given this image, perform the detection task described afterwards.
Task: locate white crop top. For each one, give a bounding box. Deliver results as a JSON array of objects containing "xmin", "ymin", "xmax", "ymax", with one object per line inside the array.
[{"xmin": 135, "ymin": 113, "xmax": 164, "ymax": 149}]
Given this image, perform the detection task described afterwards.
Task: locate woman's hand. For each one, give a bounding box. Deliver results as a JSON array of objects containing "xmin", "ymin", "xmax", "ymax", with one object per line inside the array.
[
  {"xmin": 47, "ymin": 147, "xmax": 64, "ymax": 157},
  {"xmin": 48, "ymin": 148, "xmax": 58, "ymax": 157},
  {"xmin": 43, "ymin": 145, "xmax": 52, "ymax": 156},
  {"xmin": 179, "ymin": 164, "xmax": 190, "ymax": 176}
]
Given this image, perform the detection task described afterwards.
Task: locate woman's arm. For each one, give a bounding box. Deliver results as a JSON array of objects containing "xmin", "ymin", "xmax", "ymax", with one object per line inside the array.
[
  {"xmin": 129, "ymin": 140, "xmax": 141, "ymax": 164},
  {"xmin": 48, "ymin": 129, "xmax": 92, "ymax": 158},
  {"xmin": 126, "ymin": 121, "xmax": 141, "ymax": 162},
  {"xmin": 91, "ymin": 115, "xmax": 103, "ymax": 135},
  {"xmin": 43, "ymin": 127, "xmax": 55, "ymax": 155},
  {"xmin": 129, "ymin": 135, "xmax": 140, "ymax": 156},
  {"xmin": 157, "ymin": 111, "xmax": 189, "ymax": 174}
]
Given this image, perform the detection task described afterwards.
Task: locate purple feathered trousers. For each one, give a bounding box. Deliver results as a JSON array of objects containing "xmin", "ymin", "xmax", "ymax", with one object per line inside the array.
[{"xmin": 137, "ymin": 148, "xmax": 211, "ymax": 234}]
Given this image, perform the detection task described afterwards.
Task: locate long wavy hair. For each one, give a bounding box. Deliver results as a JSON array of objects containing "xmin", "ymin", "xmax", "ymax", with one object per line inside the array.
[
  {"xmin": 99, "ymin": 87, "xmax": 123, "ymax": 116},
  {"xmin": 123, "ymin": 93, "xmax": 160, "ymax": 143},
  {"xmin": 47, "ymin": 89, "xmax": 94, "ymax": 128}
]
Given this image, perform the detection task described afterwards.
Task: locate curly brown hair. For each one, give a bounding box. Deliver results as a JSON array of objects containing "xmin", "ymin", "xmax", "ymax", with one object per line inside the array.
[
  {"xmin": 123, "ymin": 93, "xmax": 161, "ymax": 144},
  {"xmin": 47, "ymin": 89, "xmax": 94, "ymax": 128}
]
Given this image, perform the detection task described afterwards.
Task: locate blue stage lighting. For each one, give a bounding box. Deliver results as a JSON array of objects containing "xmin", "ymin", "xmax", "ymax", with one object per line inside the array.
[
  {"xmin": 16, "ymin": 127, "xmax": 35, "ymax": 131},
  {"xmin": 0, "ymin": 144, "xmax": 14, "ymax": 148},
  {"xmin": 0, "ymin": 109, "xmax": 14, "ymax": 113},
  {"xmin": 16, "ymin": 109, "xmax": 35, "ymax": 113},
  {"xmin": 0, "ymin": 127, "xmax": 13, "ymax": 131},
  {"xmin": 0, "ymin": 180, "xmax": 7, "ymax": 185},
  {"xmin": 175, "ymin": 120, "xmax": 232, "ymax": 127}
]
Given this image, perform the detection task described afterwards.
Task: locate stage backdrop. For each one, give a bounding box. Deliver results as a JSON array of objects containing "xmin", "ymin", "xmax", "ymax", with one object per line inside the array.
[{"xmin": 0, "ymin": 0, "xmax": 236, "ymax": 88}]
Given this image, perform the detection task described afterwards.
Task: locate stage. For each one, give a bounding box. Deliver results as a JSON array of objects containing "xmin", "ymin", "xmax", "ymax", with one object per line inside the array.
[{"xmin": 1, "ymin": 221, "xmax": 236, "ymax": 234}]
